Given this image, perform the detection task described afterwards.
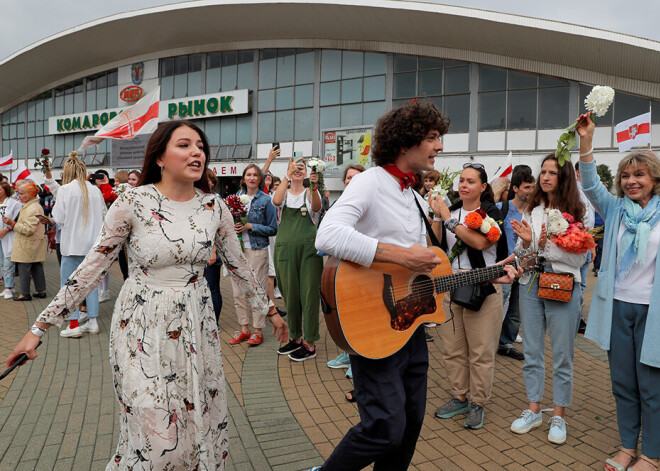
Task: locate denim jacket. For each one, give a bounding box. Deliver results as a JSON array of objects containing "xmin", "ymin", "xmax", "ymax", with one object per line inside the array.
[{"xmin": 237, "ymin": 190, "xmax": 278, "ymax": 249}]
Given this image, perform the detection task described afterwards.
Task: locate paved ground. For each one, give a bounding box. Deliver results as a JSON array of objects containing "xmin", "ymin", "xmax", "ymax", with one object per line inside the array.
[{"xmin": 0, "ymin": 252, "xmax": 621, "ymax": 470}]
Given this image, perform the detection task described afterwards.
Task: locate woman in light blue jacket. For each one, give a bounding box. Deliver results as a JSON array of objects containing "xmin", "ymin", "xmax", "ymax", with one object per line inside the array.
[{"xmin": 578, "ymin": 115, "xmax": 660, "ymax": 471}]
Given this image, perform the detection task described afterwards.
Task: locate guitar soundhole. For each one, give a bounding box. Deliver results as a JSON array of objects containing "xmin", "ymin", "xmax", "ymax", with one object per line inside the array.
[{"xmin": 390, "ymin": 274, "xmax": 437, "ymax": 331}]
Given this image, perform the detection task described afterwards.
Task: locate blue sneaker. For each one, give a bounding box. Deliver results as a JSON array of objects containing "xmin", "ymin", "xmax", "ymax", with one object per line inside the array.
[
  {"xmin": 435, "ymin": 397, "xmax": 469, "ymax": 419},
  {"xmin": 510, "ymin": 409, "xmax": 543, "ymax": 434},
  {"xmin": 345, "ymin": 365, "xmax": 352, "ymax": 379},
  {"xmin": 327, "ymin": 352, "xmax": 350, "ymax": 369},
  {"xmin": 548, "ymin": 416, "xmax": 567, "ymax": 444}
]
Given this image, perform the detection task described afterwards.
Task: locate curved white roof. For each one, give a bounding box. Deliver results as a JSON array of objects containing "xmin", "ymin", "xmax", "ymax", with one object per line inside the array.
[{"xmin": 2, "ymin": 0, "xmax": 660, "ymax": 111}]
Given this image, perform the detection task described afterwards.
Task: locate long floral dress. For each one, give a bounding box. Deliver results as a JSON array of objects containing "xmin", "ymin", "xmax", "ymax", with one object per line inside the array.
[{"xmin": 36, "ymin": 185, "xmax": 273, "ymax": 470}]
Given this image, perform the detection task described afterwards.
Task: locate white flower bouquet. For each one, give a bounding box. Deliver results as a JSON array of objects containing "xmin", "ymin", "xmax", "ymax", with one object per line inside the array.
[
  {"xmin": 554, "ymin": 85, "xmax": 614, "ymax": 166},
  {"xmin": 307, "ymin": 157, "xmax": 326, "ymax": 191}
]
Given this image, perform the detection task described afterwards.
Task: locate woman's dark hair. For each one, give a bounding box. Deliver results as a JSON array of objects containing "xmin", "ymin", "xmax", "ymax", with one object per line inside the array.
[
  {"xmin": 138, "ymin": 120, "xmax": 212, "ymax": 193},
  {"xmin": 0, "ymin": 180, "xmax": 13, "ymax": 197},
  {"xmin": 342, "ymin": 164, "xmax": 365, "ymax": 182},
  {"xmin": 240, "ymin": 164, "xmax": 264, "ymax": 192},
  {"xmin": 371, "ymin": 101, "xmax": 450, "ymax": 167},
  {"xmin": 128, "ymin": 169, "xmax": 141, "ymax": 179},
  {"xmin": 205, "ymin": 168, "xmax": 218, "ymax": 189},
  {"xmin": 529, "ymin": 154, "xmax": 585, "ymax": 221},
  {"xmin": 461, "ymin": 165, "xmax": 495, "ymax": 203}
]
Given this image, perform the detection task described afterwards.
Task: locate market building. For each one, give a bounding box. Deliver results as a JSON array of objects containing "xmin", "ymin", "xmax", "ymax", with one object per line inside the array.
[{"xmin": 1, "ymin": 0, "xmax": 659, "ymax": 195}]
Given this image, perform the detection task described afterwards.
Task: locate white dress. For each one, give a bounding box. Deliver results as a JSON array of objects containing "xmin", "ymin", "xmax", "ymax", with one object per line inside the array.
[{"xmin": 36, "ymin": 184, "xmax": 273, "ymax": 470}]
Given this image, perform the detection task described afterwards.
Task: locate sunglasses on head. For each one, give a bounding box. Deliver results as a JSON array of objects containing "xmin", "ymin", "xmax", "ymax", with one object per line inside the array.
[{"xmin": 463, "ymin": 163, "xmax": 485, "ymax": 170}]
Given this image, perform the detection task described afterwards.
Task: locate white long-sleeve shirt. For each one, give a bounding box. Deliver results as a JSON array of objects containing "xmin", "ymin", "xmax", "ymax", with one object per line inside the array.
[
  {"xmin": 316, "ymin": 166, "xmax": 428, "ymax": 267},
  {"xmin": 51, "ymin": 181, "xmax": 106, "ymax": 257}
]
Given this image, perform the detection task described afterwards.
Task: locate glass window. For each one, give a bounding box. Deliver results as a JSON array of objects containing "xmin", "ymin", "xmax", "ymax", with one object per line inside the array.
[
  {"xmin": 239, "ymin": 50, "xmax": 253, "ymax": 64},
  {"xmin": 364, "ymin": 53, "xmax": 386, "ymax": 76},
  {"xmin": 393, "ymin": 72, "xmax": 416, "ymax": 99},
  {"xmin": 56, "ymin": 135, "xmax": 64, "ymax": 156},
  {"xmin": 295, "ymin": 51, "xmax": 315, "ymax": 84},
  {"xmin": 479, "ymin": 65, "xmax": 506, "ymax": 92},
  {"xmin": 161, "ymin": 58, "xmax": 174, "ymax": 76},
  {"xmin": 206, "ymin": 68, "xmax": 221, "ymax": 93},
  {"xmin": 87, "ymin": 90, "xmax": 96, "ymax": 110},
  {"xmin": 257, "ymin": 112, "xmax": 275, "ymax": 142},
  {"xmin": 96, "ymin": 87, "xmax": 107, "ymax": 109},
  {"xmin": 295, "ymin": 84, "xmax": 314, "ymax": 108},
  {"xmin": 257, "ymin": 89, "xmax": 275, "ymax": 112},
  {"xmin": 615, "ymin": 92, "xmax": 650, "ymax": 123},
  {"xmin": 276, "ymin": 54, "xmax": 295, "ymax": 87},
  {"xmin": 419, "ymin": 69, "xmax": 443, "ymax": 97},
  {"xmin": 259, "ymin": 58, "xmax": 276, "ymax": 89},
  {"xmin": 507, "ymin": 89, "xmax": 537, "ymax": 129},
  {"xmin": 341, "ymin": 104, "xmax": 362, "ymax": 127},
  {"xmin": 444, "ymin": 94, "xmax": 470, "ymax": 133},
  {"xmin": 538, "ymin": 86, "xmax": 569, "ymax": 128},
  {"xmin": 295, "ymin": 108, "xmax": 313, "ymax": 140},
  {"xmin": 508, "ymin": 71, "xmax": 537, "ymax": 89},
  {"xmin": 28, "ymin": 138, "xmax": 35, "ymax": 158},
  {"xmin": 175, "ymin": 56, "xmax": 188, "ymax": 75},
  {"xmin": 342, "ymin": 51, "xmax": 363, "ymax": 79},
  {"xmin": 44, "ymin": 97, "xmax": 53, "ymax": 118},
  {"xmin": 64, "ymin": 93, "xmax": 73, "ymax": 114},
  {"xmin": 363, "ymin": 101, "xmax": 385, "ymax": 125},
  {"xmin": 237, "ymin": 62, "xmax": 253, "ymax": 90},
  {"xmin": 205, "ymin": 118, "xmax": 220, "ymax": 144},
  {"xmin": 320, "ymin": 105, "xmax": 340, "ymax": 130},
  {"xmin": 161, "ymin": 76, "xmax": 174, "ymax": 100},
  {"xmin": 652, "ymin": 101, "xmax": 660, "ymax": 124},
  {"xmin": 393, "ymin": 54, "xmax": 416, "ymax": 73},
  {"xmin": 539, "ymin": 76, "xmax": 569, "ymax": 87},
  {"xmin": 236, "ymin": 115, "xmax": 252, "ymax": 144},
  {"xmin": 275, "ymin": 110, "xmax": 294, "ymax": 141},
  {"xmin": 363, "ymin": 76, "xmax": 385, "ymax": 102},
  {"xmin": 98, "ymin": 74, "xmax": 108, "ymax": 89},
  {"xmin": 321, "ymin": 50, "xmax": 341, "ymax": 82},
  {"xmin": 189, "ymin": 54, "xmax": 203, "ymax": 72},
  {"xmin": 478, "ymin": 91, "xmax": 506, "ymax": 131},
  {"xmin": 444, "ymin": 66, "xmax": 469, "ymax": 94},
  {"xmin": 27, "ymin": 102, "xmax": 35, "ymax": 121},
  {"xmin": 55, "ymin": 95, "xmax": 64, "ymax": 115},
  {"xmin": 320, "ymin": 81, "xmax": 340, "ymax": 106},
  {"xmin": 27, "ymin": 122, "xmax": 35, "ymax": 138},
  {"xmin": 174, "ymin": 74, "xmax": 188, "ymax": 99},
  {"xmin": 107, "ymin": 86, "xmax": 118, "ymax": 108},
  {"xmin": 418, "ymin": 57, "xmax": 443, "ymax": 70},
  {"xmin": 221, "ymin": 65, "xmax": 237, "ymax": 91},
  {"xmin": 188, "ymin": 71, "xmax": 202, "ymax": 96},
  {"xmin": 221, "ymin": 117, "xmax": 236, "ymax": 145},
  {"xmin": 207, "ymin": 52, "xmax": 222, "ymax": 70},
  {"xmin": 341, "ymin": 78, "xmax": 362, "ymax": 104},
  {"xmin": 276, "ymin": 87, "xmax": 294, "ymax": 110},
  {"xmin": 222, "ymin": 51, "xmax": 237, "ymax": 67}
]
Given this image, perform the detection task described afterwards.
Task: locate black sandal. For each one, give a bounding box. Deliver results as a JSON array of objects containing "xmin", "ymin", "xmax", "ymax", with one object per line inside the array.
[{"xmin": 345, "ymin": 389, "xmax": 357, "ymax": 403}]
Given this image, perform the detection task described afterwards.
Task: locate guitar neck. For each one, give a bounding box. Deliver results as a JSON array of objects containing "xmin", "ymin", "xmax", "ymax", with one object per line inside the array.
[{"xmin": 434, "ymin": 263, "xmax": 512, "ymax": 292}]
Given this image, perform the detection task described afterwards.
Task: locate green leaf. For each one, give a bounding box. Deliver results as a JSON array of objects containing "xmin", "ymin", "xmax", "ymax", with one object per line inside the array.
[
  {"xmin": 562, "ymin": 148, "xmax": 571, "ymax": 165},
  {"xmin": 559, "ymin": 132, "xmax": 570, "ymax": 142},
  {"xmin": 567, "ymin": 121, "xmax": 578, "ymax": 132},
  {"xmin": 566, "ymin": 133, "xmax": 576, "ymax": 150}
]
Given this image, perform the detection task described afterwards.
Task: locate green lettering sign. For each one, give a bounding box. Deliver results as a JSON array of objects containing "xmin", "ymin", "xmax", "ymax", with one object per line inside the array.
[
  {"xmin": 64, "ymin": 118, "xmax": 71, "ymax": 131},
  {"xmin": 207, "ymin": 98, "xmax": 219, "ymax": 114},
  {"xmin": 220, "ymin": 96, "xmax": 233, "ymax": 113},
  {"xmin": 82, "ymin": 115, "xmax": 91, "ymax": 129},
  {"xmin": 100, "ymin": 113, "xmax": 109, "ymax": 126},
  {"xmin": 92, "ymin": 114, "xmax": 100, "ymax": 127},
  {"xmin": 71, "ymin": 117, "xmax": 81, "ymax": 130},
  {"xmin": 57, "ymin": 120, "xmax": 64, "ymax": 132},
  {"xmin": 109, "ymin": 112, "xmax": 117, "ymax": 121},
  {"xmin": 168, "ymin": 104, "xmax": 177, "ymax": 119},
  {"xmin": 194, "ymin": 100, "xmax": 205, "ymax": 116}
]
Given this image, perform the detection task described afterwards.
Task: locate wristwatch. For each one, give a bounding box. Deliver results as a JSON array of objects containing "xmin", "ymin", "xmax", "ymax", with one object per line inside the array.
[
  {"xmin": 444, "ymin": 218, "xmax": 460, "ymax": 233},
  {"xmin": 30, "ymin": 324, "xmax": 46, "ymax": 338}
]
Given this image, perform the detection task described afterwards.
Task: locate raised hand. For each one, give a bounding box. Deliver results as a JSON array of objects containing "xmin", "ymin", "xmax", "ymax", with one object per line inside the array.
[
  {"xmin": 511, "ymin": 219, "xmax": 532, "ymax": 244},
  {"xmin": 429, "ymin": 195, "xmax": 450, "ymax": 221}
]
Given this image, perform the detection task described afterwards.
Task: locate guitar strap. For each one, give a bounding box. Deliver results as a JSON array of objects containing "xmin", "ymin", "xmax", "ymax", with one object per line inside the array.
[{"xmin": 413, "ymin": 194, "xmax": 441, "ymax": 247}]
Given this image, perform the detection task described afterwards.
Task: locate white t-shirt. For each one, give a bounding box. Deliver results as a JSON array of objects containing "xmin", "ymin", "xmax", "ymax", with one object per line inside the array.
[
  {"xmin": 0, "ymin": 198, "xmax": 22, "ymax": 256},
  {"xmin": 445, "ymin": 206, "xmax": 497, "ymax": 270},
  {"xmin": 274, "ymin": 190, "xmax": 321, "ymax": 226},
  {"xmin": 613, "ymin": 220, "xmax": 660, "ymax": 305},
  {"xmin": 241, "ymin": 194, "xmax": 255, "ymax": 249}
]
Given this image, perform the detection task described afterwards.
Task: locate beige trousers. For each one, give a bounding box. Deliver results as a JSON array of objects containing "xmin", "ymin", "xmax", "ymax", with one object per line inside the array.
[
  {"xmin": 231, "ymin": 247, "xmax": 269, "ymax": 329},
  {"xmin": 439, "ymin": 284, "xmax": 503, "ymax": 404}
]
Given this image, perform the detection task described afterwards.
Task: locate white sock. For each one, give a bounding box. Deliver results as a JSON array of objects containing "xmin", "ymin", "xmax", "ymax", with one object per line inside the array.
[{"xmin": 87, "ymin": 318, "xmax": 98, "ymax": 328}]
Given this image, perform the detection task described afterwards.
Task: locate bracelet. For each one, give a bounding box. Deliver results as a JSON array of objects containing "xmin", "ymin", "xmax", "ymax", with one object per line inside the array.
[
  {"xmin": 266, "ymin": 309, "xmax": 278, "ymax": 318},
  {"xmin": 579, "ymin": 147, "xmax": 594, "ymax": 157},
  {"xmin": 444, "ymin": 218, "xmax": 460, "ymax": 233},
  {"xmin": 432, "ymin": 215, "xmax": 443, "ymax": 222},
  {"xmin": 30, "ymin": 324, "xmax": 46, "ymax": 338}
]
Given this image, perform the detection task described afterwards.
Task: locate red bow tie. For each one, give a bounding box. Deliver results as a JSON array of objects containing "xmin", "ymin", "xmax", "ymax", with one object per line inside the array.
[{"xmin": 383, "ymin": 165, "xmax": 419, "ymax": 191}]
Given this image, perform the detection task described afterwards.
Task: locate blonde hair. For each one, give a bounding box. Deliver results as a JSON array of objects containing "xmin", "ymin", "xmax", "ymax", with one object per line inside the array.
[
  {"xmin": 114, "ymin": 170, "xmax": 129, "ymax": 184},
  {"xmin": 61, "ymin": 151, "xmax": 90, "ymax": 226},
  {"xmin": 615, "ymin": 151, "xmax": 660, "ymax": 198},
  {"xmin": 490, "ymin": 177, "xmax": 510, "ymax": 203}
]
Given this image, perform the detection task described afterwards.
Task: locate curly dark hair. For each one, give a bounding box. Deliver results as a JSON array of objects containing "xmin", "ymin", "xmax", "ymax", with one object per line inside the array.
[
  {"xmin": 371, "ymin": 101, "xmax": 450, "ymax": 167},
  {"xmin": 528, "ymin": 154, "xmax": 585, "ymax": 222}
]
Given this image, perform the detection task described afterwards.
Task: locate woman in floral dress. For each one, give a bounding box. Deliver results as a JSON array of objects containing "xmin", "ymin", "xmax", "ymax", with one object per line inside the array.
[{"xmin": 6, "ymin": 120, "xmax": 288, "ymax": 470}]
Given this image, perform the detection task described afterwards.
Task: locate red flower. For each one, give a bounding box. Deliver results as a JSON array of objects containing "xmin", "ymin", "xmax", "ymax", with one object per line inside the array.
[
  {"xmin": 475, "ymin": 209, "xmax": 487, "ymax": 218},
  {"xmin": 41, "ymin": 148, "xmax": 50, "ymax": 155}
]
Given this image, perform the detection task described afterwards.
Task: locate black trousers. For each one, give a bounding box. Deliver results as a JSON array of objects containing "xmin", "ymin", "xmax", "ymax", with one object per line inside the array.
[
  {"xmin": 321, "ymin": 328, "xmax": 429, "ymax": 471},
  {"xmin": 17, "ymin": 262, "xmax": 46, "ymax": 295},
  {"xmin": 118, "ymin": 247, "xmax": 129, "ymax": 281},
  {"xmin": 204, "ymin": 259, "xmax": 223, "ymax": 323}
]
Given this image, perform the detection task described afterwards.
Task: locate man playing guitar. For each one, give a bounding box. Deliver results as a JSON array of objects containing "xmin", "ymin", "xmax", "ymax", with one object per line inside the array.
[{"xmin": 314, "ymin": 101, "xmax": 520, "ymax": 470}]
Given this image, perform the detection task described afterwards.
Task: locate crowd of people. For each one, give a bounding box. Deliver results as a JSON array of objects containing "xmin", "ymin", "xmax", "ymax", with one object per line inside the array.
[{"xmin": 2, "ymin": 99, "xmax": 658, "ymax": 471}]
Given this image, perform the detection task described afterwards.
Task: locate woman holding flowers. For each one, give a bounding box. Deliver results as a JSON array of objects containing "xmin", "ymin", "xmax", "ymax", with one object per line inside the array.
[
  {"xmin": 433, "ymin": 163, "xmax": 508, "ymax": 430},
  {"xmin": 577, "ymin": 116, "xmax": 660, "ymax": 471},
  {"xmin": 509, "ymin": 154, "xmax": 587, "ymax": 445},
  {"xmin": 228, "ymin": 164, "xmax": 279, "ymax": 346},
  {"xmin": 272, "ymin": 157, "xmax": 323, "ymax": 361}
]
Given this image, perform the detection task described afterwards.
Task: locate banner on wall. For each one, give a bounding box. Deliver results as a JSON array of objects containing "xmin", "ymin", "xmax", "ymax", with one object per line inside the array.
[
  {"xmin": 615, "ymin": 112, "xmax": 651, "ymax": 153},
  {"xmin": 321, "ymin": 126, "xmax": 373, "ymax": 176}
]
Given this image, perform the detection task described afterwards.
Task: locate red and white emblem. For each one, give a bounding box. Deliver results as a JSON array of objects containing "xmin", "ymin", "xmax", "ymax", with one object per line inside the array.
[{"xmin": 629, "ymin": 124, "xmax": 638, "ymax": 139}]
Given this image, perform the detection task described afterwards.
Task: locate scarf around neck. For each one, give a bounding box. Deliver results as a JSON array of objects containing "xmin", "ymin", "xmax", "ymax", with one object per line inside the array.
[
  {"xmin": 617, "ymin": 194, "xmax": 660, "ymax": 282},
  {"xmin": 382, "ymin": 164, "xmax": 419, "ymax": 191}
]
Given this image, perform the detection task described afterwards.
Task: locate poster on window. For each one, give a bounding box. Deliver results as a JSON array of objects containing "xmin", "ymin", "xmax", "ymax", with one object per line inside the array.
[{"xmin": 321, "ymin": 126, "xmax": 373, "ymax": 176}]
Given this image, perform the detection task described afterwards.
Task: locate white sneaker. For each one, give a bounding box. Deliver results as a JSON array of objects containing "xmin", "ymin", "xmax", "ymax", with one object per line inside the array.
[
  {"xmin": 60, "ymin": 326, "xmax": 83, "ymax": 338},
  {"xmin": 515, "ymin": 335, "xmax": 523, "ymax": 343},
  {"xmin": 81, "ymin": 323, "xmax": 99, "ymax": 334},
  {"xmin": 510, "ymin": 409, "xmax": 543, "ymax": 434},
  {"xmin": 3, "ymin": 289, "xmax": 13, "ymax": 299},
  {"xmin": 98, "ymin": 290, "xmax": 110, "ymax": 303},
  {"xmin": 548, "ymin": 416, "xmax": 567, "ymax": 444},
  {"xmin": 274, "ymin": 287, "xmax": 282, "ymax": 299}
]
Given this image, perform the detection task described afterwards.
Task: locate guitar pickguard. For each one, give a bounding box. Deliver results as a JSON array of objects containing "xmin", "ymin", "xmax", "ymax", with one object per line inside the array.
[{"xmin": 384, "ymin": 273, "xmax": 437, "ymax": 331}]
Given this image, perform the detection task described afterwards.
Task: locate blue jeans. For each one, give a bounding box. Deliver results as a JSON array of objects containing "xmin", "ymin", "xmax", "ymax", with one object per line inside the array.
[
  {"xmin": 61, "ymin": 255, "xmax": 98, "ymax": 320},
  {"xmin": 519, "ymin": 272, "xmax": 582, "ymax": 407},
  {"xmin": 499, "ymin": 281, "xmax": 520, "ymax": 346},
  {"xmin": 0, "ymin": 245, "xmax": 14, "ymax": 289},
  {"xmin": 609, "ymin": 300, "xmax": 660, "ymax": 457}
]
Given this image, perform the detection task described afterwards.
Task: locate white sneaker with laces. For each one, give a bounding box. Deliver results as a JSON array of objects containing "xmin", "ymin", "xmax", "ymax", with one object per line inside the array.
[
  {"xmin": 515, "ymin": 335, "xmax": 523, "ymax": 343},
  {"xmin": 98, "ymin": 290, "xmax": 110, "ymax": 303},
  {"xmin": 81, "ymin": 323, "xmax": 99, "ymax": 334},
  {"xmin": 60, "ymin": 326, "xmax": 83, "ymax": 338},
  {"xmin": 548, "ymin": 416, "xmax": 567, "ymax": 444},
  {"xmin": 510, "ymin": 409, "xmax": 543, "ymax": 434},
  {"xmin": 3, "ymin": 289, "xmax": 13, "ymax": 299}
]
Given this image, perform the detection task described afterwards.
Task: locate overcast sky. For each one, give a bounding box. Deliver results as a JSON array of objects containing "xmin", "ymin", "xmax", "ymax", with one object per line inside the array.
[{"xmin": 2, "ymin": 0, "xmax": 659, "ymax": 62}]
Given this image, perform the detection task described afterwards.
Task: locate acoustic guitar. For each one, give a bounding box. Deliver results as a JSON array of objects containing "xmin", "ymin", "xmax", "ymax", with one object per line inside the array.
[{"xmin": 320, "ymin": 247, "xmax": 536, "ymax": 359}]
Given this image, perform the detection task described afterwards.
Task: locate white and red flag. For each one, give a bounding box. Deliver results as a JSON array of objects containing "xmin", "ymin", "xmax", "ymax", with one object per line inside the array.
[
  {"xmin": 0, "ymin": 150, "xmax": 12, "ymax": 167},
  {"xmin": 615, "ymin": 112, "xmax": 651, "ymax": 153},
  {"xmin": 495, "ymin": 152, "xmax": 513, "ymax": 179},
  {"xmin": 78, "ymin": 86, "xmax": 160, "ymax": 152},
  {"xmin": 12, "ymin": 163, "xmax": 37, "ymax": 184}
]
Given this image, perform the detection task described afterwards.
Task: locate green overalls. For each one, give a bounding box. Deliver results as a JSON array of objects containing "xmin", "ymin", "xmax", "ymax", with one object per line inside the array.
[{"xmin": 274, "ymin": 190, "xmax": 323, "ymax": 342}]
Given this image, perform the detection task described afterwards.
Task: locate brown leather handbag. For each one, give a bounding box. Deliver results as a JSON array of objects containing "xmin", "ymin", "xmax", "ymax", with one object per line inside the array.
[{"xmin": 537, "ymin": 272, "xmax": 574, "ymax": 303}]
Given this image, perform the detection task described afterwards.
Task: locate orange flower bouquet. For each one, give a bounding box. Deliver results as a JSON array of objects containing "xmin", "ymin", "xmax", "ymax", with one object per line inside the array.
[
  {"xmin": 546, "ymin": 209, "xmax": 596, "ymax": 254},
  {"xmin": 464, "ymin": 209, "xmax": 501, "ymax": 243}
]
